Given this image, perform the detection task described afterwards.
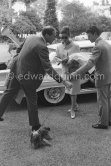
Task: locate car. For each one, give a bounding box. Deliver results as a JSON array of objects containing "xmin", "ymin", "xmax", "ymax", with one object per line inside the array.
[
  {"xmin": 39, "ymin": 39, "xmax": 111, "ymax": 105},
  {"xmin": 75, "ymin": 32, "xmax": 88, "ymax": 41},
  {"xmin": 1, "ymin": 26, "xmax": 111, "ymax": 105},
  {"xmin": 0, "ymin": 40, "xmax": 96, "ymax": 106}
]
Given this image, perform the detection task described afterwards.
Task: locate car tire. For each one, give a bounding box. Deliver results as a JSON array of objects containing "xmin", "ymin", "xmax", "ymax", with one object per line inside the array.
[{"xmin": 39, "ymin": 87, "xmax": 67, "ymax": 105}]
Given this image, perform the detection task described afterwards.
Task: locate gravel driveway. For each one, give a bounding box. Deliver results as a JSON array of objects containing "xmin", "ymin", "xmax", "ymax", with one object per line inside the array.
[{"xmin": 0, "ymin": 95, "xmax": 111, "ymax": 166}]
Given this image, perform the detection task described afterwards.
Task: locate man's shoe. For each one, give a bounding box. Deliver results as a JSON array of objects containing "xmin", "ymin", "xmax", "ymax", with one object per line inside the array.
[
  {"xmin": 0, "ymin": 117, "xmax": 4, "ymax": 121},
  {"xmin": 92, "ymin": 123, "xmax": 108, "ymax": 129}
]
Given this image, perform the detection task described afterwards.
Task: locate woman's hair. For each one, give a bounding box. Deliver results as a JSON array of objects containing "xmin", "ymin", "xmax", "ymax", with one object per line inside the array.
[
  {"xmin": 60, "ymin": 26, "xmax": 70, "ymax": 36},
  {"xmin": 86, "ymin": 26, "xmax": 101, "ymax": 36},
  {"xmin": 42, "ymin": 26, "xmax": 56, "ymax": 36}
]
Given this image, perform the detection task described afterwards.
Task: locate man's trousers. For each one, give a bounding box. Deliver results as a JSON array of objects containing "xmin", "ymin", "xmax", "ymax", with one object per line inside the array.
[
  {"xmin": 97, "ymin": 84, "xmax": 111, "ymax": 126},
  {"xmin": 0, "ymin": 76, "xmax": 40, "ymax": 127}
]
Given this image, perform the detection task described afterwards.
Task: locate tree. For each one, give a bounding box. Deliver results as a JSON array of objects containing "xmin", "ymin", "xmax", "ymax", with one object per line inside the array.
[
  {"xmin": 12, "ymin": 0, "xmax": 37, "ymax": 11},
  {"xmin": 11, "ymin": 9, "xmax": 42, "ymax": 34},
  {"xmin": 21, "ymin": 10, "xmax": 42, "ymax": 31},
  {"xmin": 60, "ymin": 2, "xmax": 92, "ymax": 36},
  {"xmin": 60, "ymin": 1, "xmax": 111, "ymax": 37},
  {"xmin": 29, "ymin": 0, "xmax": 60, "ymax": 22},
  {"xmin": 12, "ymin": 16, "xmax": 36, "ymax": 34},
  {"xmin": 12, "ymin": 0, "xmax": 36, "ymax": 4},
  {"xmin": 97, "ymin": 15, "xmax": 111, "ymax": 31},
  {"xmin": 0, "ymin": 0, "xmax": 14, "ymax": 27},
  {"xmin": 31, "ymin": 0, "xmax": 47, "ymax": 21},
  {"xmin": 44, "ymin": 0, "xmax": 59, "ymax": 31}
]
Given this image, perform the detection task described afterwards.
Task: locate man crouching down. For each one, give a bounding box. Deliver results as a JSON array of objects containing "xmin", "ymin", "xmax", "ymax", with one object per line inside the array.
[{"xmin": 0, "ymin": 26, "xmax": 72, "ymax": 149}]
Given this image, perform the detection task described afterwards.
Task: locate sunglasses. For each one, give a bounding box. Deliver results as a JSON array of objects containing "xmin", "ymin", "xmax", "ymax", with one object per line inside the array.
[{"xmin": 60, "ymin": 36, "xmax": 68, "ymax": 39}]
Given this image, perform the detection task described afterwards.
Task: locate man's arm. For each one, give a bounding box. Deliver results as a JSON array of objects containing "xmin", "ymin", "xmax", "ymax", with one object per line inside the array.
[
  {"xmin": 71, "ymin": 46, "xmax": 101, "ymax": 77},
  {"xmin": 38, "ymin": 46, "xmax": 72, "ymax": 89},
  {"xmin": 39, "ymin": 46, "xmax": 63, "ymax": 83},
  {"xmin": 36, "ymin": 46, "xmax": 71, "ymax": 89}
]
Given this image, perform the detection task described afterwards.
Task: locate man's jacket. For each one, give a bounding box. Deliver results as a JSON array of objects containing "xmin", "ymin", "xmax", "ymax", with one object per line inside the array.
[
  {"xmin": 15, "ymin": 35, "xmax": 63, "ymax": 88},
  {"xmin": 89, "ymin": 37, "xmax": 111, "ymax": 87}
]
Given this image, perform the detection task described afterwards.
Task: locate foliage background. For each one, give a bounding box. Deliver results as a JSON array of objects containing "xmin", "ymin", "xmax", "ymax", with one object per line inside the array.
[{"xmin": 0, "ymin": 0, "xmax": 111, "ymax": 41}]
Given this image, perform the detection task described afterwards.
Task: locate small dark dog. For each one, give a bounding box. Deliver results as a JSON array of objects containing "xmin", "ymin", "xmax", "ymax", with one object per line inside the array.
[
  {"xmin": 67, "ymin": 59, "xmax": 80, "ymax": 81},
  {"xmin": 30, "ymin": 126, "xmax": 52, "ymax": 149},
  {"xmin": 68, "ymin": 59, "xmax": 80, "ymax": 74}
]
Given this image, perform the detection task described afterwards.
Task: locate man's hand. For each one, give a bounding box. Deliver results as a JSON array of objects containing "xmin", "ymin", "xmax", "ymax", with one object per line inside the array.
[{"xmin": 62, "ymin": 80, "xmax": 72, "ymax": 90}]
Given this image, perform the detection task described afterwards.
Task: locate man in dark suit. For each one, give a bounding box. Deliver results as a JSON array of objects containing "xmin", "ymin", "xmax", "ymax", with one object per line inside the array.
[
  {"xmin": 0, "ymin": 26, "xmax": 71, "ymax": 143},
  {"xmin": 71, "ymin": 26, "xmax": 111, "ymax": 129}
]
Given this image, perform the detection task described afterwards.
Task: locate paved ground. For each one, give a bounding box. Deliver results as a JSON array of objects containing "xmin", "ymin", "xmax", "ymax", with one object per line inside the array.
[{"xmin": 0, "ymin": 94, "xmax": 111, "ymax": 166}]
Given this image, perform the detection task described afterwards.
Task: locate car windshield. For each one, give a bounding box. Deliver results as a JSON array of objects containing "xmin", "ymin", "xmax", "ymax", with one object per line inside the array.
[{"xmin": 80, "ymin": 47, "xmax": 93, "ymax": 52}]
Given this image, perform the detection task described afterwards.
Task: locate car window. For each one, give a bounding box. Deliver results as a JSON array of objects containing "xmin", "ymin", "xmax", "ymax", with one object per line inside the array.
[{"xmin": 80, "ymin": 47, "xmax": 93, "ymax": 52}]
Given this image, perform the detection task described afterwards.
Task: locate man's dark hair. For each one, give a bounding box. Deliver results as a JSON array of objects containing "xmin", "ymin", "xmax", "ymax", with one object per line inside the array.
[
  {"xmin": 42, "ymin": 26, "xmax": 56, "ymax": 36},
  {"xmin": 60, "ymin": 26, "xmax": 70, "ymax": 36},
  {"xmin": 86, "ymin": 26, "xmax": 101, "ymax": 36}
]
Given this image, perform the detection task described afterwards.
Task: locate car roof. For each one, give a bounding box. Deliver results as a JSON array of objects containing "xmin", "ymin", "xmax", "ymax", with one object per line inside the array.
[
  {"xmin": 48, "ymin": 40, "xmax": 95, "ymax": 50},
  {"xmin": 75, "ymin": 40, "xmax": 94, "ymax": 48},
  {"xmin": 48, "ymin": 39, "xmax": 111, "ymax": 50}
]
